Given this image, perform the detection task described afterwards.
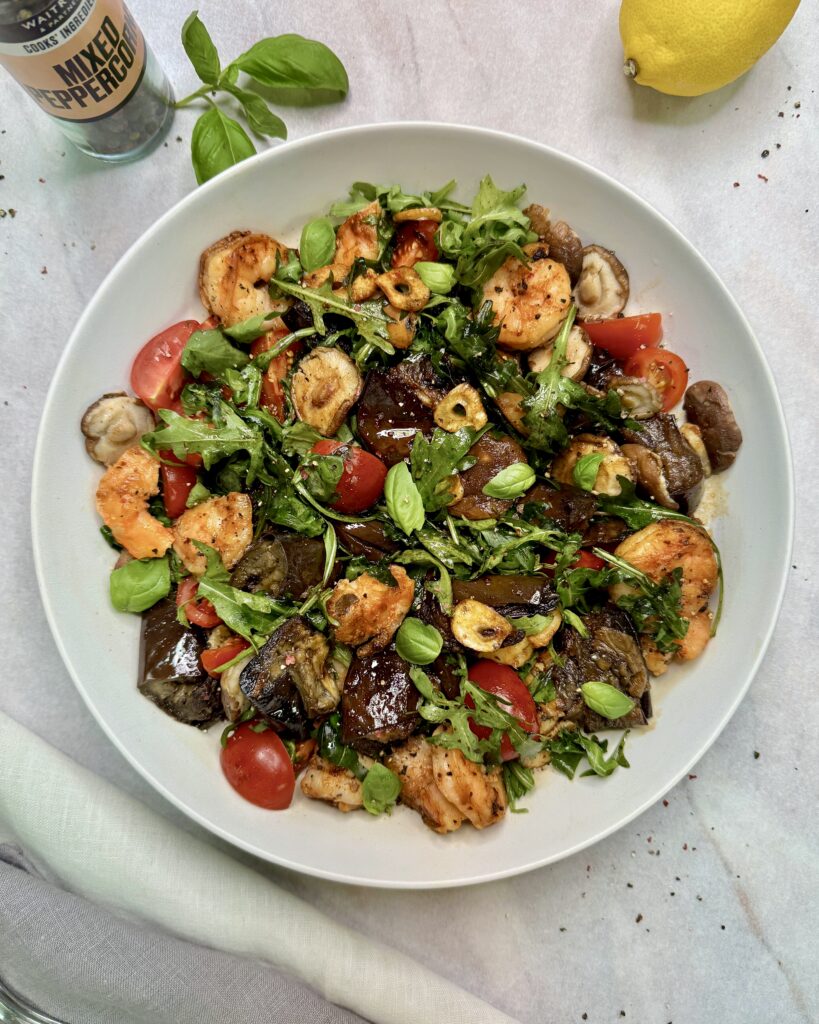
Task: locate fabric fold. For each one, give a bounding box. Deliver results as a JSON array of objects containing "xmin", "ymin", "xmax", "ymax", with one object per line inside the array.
[{"xmin": 0, "ymin": 711, "xmax": 519, "ymax": 1024}]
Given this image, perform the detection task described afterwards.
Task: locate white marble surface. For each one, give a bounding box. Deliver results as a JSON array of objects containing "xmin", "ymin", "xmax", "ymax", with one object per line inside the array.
[{"xmin": 1, "ymin": 2, "xmax": 817, "ymax": 1021}]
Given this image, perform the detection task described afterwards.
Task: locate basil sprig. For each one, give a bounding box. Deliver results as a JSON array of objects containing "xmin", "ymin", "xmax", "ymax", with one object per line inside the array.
[
  {"xmin": 176, "ymin": 12, "xmax": 349, "ymax": 183},
  {"xmin": 572, "ymin": 453, "xmax": 606, "ymax": 492},
  {"xmin": 109, "ymin": 557, "xmax": 170, "ymax": 613},
  {"xmin": 384, "ymin": 462, "xmax": 425, "ymax": 535},
  {"xmin": 482, "ymin": 462, "xmax": 536, "ymax": 499},
  {"xmin": 299, "ymin": 217, "xmax": 336, "ymax": 272}
]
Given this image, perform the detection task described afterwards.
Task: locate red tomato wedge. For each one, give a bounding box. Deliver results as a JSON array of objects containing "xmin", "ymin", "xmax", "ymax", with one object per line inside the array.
[
  {"xmin": 175, "ymin": 577, "xmax": 222, "ymax": 629},
  {"xmin": 391, "ymin": 220, "xmax": 439, "ymax": 268},
  {"xmin": 201, "ymin": 638, "xmax": 250, "ymax": 677},
  {"xmin": 582, "ymin": 313, "xmax": 663, "ymax": 360},
  {"xmin": 130, "ymin": 320, "xmax": 200, "ymax": 413},
  {"xmin": 311, "ymin": 440, "xmax": 388, "ymax": 513},
  {"xmin": 466, "ymin": 661, "xmax": 539, "ymax": 762},
  {"xmin": 251, "ymin": 330, "xmax": 303, "ymax": 423},
  {"xmin": 624, "ymin": 348, "xmax": 689, "ymax": 411},
  {"xmin": 220, "ymin": 722, "xmax": 296, "ymax": 809},
  {"xmin": 159, "ymin": 452, "xmax": 198, "ymax": 520}
]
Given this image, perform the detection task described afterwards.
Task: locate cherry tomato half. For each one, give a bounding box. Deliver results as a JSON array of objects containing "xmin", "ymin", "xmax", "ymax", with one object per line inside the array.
[
  {"xmin": 624, "ymin": 348, "xmax": 689, "ymax": 411},
  {"xmin": 201, "ymin": 638, "xmax": 250, "ymax": 676},
  {"xmin": 175, "ymin": 577, "xmax": 222, "ymax": 629},
  {"xmin": 582, "ymin": 313, "xmax": 663, "ymax": 360},
  {"xmin": 220, "ymin": 722, "xmax": 296, "ymax": 810},
  {"xmin": 159, "ymin": 452, "xmax": 198, "ymax": 519},
  {"xmin": 391, "ymin": 220, "xmax": 439, "ymax": 268},
  {"xmin": 251, "ymin": 329, "xmax": 303, "ymax": 422},
  {"xmin": 311, "ymin": 440, "xmax": 388, "ymax": 514},
  {"xmin": 130, "ymin": 320, "xmax": 200, "ymax": 413},
  {"xmin": 466, "ymin": 661, "xmax": 539, "ymax": 762}
]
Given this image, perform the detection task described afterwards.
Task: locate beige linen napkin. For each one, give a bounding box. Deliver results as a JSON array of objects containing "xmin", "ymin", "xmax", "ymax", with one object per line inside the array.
[{"xmin": 0, "ymin": 711, "xmax": 519, "ymax": 1024}]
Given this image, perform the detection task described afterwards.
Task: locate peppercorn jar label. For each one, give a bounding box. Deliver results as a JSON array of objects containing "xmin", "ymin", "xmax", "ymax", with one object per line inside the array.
[{"xmin": 0, "ymin": 0, "xmax": 146, "ymax": 122}]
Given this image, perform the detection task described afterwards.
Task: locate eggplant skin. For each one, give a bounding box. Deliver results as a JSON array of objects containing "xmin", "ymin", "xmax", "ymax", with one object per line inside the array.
[
  {"xmin": 342, "ymin": 649, "xmax": 420, "ymax": 753},
  {"xmin": 335, "ymin": 521, "xmax": 400, "ymax": 561},
  {"xmin": 231, "ymin": 532, "xmax": 329, "ymax": 599},
  {"xmin": 448, "ymin": 433, "xmax": 527, "ymax": 520},
  {"xmin": 138, "ymin": 598, "xmax": 222, "ymax": 727},
  {"xmin": 551, "ymin": 604, "xmax": 651, "ymax": 731},
  {"xmin": 452, "ymin": 575, "xmax": 556, "ymax": 609},
  {"xmin": 240, "ymin": 616, "xmax": 335, "ymax": 737}
]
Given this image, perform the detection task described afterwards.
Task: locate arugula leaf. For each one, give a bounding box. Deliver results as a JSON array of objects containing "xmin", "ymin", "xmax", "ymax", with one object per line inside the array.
[
  {"xmin": 185, "ymin": 481, "xmax": 211, "ymax": 508},
  {"xmin": 581, "ymin": 681, "xmax": 636, "ymax": 720},
  {"xmin": 502, "ymin": 761, "xmax": 535, "ymax": 812},
  {"xmin": 300, "ymin": 452, "xmax": 344, "ymax": 503},
  {"xmin": 523, "ymin": 307, "xmax": 629, "ymax": 454},
  {"xmin": 361, "ymin": 763, "xmax": 401, "ymax": 816},
  {"xmin": 280, "ymin": 421, "xmax": 325, "ymax": 456},
  {"xmin": 562, "ymin": 608, "xmax": 589, "ymax": 637},
  {"xmin": 437, "ymin": 175, "xmax": 536, "ymax": 288},
  {"xmin": 190, "ymin": 106, "xmax": 255, "ymax": 185},
  {"xmin": 594, "ymin": 548, "xmax": 689, "ymax": 654},
  {"xmin": 385, "ymin": 462, "xmax": 425, "ymax": 535},
  {"xmin": 316, "ymin": 712, "xmax": 367, "ymax": 779},
  {"xmin": 546, "ymin": 728, "xmax": 630, "ymax": 780},
  {"xmin": 194, "ymin": 543, "xmax": 292, "ymax": 644},
  {"xmin": 410, "ymin": 427, "xmax": 479, "ymax": 513},
  {"xmin": 509, "ymin": 613, "xmax": 553, "ymax": 636},
  {"xmin": 527, "ymin": 670, "xmax": 556, "ymax": 704},
  {"xmin": 597, "ymin": 477, "xmax": 699, "ymax": 529},
  {"xmin": 270, "ymin": 276, "xmax": 393, "ymax": 355},
  {"xmin": 109, "ymin": 557, "xmax": 170, "ymax": 613},
  {"xmin": 330, "ymin": 180, "xmax": 468, "ymax": 217},
  {"xmin": 144, "ymin": 402, "xmax": 264, "ymax": 479},
  {"xmin": 181, "ymin": 328, "xmax": 250, "ymax": 377},
  {"xmin": 393, "ymin": 549, "xmax": 454, "ymax": 613},
  {"xmin": 573, "ymin": 452, "xmax": 606, "ymax": 491}
]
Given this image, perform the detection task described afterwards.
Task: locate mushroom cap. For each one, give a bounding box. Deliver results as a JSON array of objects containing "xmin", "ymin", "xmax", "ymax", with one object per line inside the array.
[
  {"xmin": 573, "ymin": 245, "xmax": 629, "ymax": 320},
  {"xmin": 81, "ymin": 392, "xmax": 155, "ymax": 466}
]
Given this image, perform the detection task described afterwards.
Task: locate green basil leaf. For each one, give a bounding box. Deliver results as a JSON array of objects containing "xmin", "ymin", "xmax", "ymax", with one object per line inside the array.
[
  {"xmin": 395, "ymin": 618, "xmax": 443, "ymax": 665},
  {"xmin": 573, "ymin": 452, "xmax": 606, "ymax": 491},
  {"xmin": 184, "ymin": 481, "xmax": 210, "ymax": 509},
  {"xmin": 110, "ymin": 557, "xmax": 170, "ymax": 613},
  {"xmin": 191, "ymin": 107, "xmax": 256, "ymax": 185},
  {"xmin": 223, "ymin": 83, "xmax": 287, "ymax": 139},
  {"xmin": 508, "ymin": 613, "xmax": 552, "ymax": 636},
  {"xmin": 384, "ymin": 462, "xmax": 425, "ymax": 535},
  {"xmin": 361, "ymin": 763, "xmax": 401, "ymax": 816},
  {"xmin": 181, "ymin": 10, "xmax": 221, "ymax": 85},
  {"xmin": 232, "ymin": 35, "xmax": 349, "ymax": 102},
  {"xmin": 181, "ymin": 328, "xmax": 250, "ymax": 376},
  {"xmin": 299, "ymin": 217, "xmax": 336, "ymax": 272},
  {"xmin": 581, "ymin": 681, "xmax": 636, "ymax": 720},
  {"xmin": 482, "ymin": 462, "xmax": 536, "ymax": 499},
  {"xmin": 562, "ymin": 608, "xmax": 589, "ymax": 637},
  {"xmin": 317, "ymin": 712, "xmax": 366, "ymax": 779},
  {"xmin": 413, "ymin": 261, "xmax": 455, "ymax": 295}
]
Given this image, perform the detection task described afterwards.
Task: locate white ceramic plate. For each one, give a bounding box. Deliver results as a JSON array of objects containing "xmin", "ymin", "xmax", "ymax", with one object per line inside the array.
[{"xmin": 32, "ymin": 123, "xmax": 793, "ymax": 888}]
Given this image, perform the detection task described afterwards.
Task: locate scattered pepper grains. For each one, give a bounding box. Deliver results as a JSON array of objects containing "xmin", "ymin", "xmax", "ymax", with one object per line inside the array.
[
  {"xmin": 753, "ymin": 751, "xmax": 760, "ymax": 759},
  {"xmin": 761, "ymin": 149, "xmax": 770, "ymax": 158},
  {"xmin": 733, "ymin": 181, "xmax": 740, "ymax": 188},
  {"xmin": 758, "ymin": 174, "xmax": 769, "ymax": 182},
  {"xmin": 635, "ymin": 913, "xmax": 643, "ymax": 923}
]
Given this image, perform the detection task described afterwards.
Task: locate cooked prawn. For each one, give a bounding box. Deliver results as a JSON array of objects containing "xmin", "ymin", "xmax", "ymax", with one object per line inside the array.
[
  {"xmin": 325, "ymin": 565, "xmax": 414, "ymax": 656},
  {"xmin": 173, "ymin": 493, "xmax": 253, "ymax": 575},
  {"xmin": 95, "ymin": 446, "xmax": 173, "ymax": 560},
  {"xmin": 611, "ymin": 520, "xmax": 719, "ymax": 669},
  {"xmin": 385, "ymin": 737, "xmax": 464, "ymax": 834},
  {"xmin": 333, "ymin": 200, "xmax": 381, "ymax": 271},
  {"xmin": 199, "ymin": 231, "xmax": 290, "ymax": 327},
  {"xmin": 430, "ymin": 739, "xmax": 507, "ymax": 829},
  {"xmin": 482, "ymin": 243, "xmax": 572, "ymax": 350},
  {"xmin": 301, "ymin": 754, "xmax": 374, "ymax": 812}
]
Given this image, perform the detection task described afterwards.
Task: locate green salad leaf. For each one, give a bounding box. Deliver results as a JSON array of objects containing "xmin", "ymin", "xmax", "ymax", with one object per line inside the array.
[
  {"xmin": 482, "ymin": 462, "xmax": 536, "ymax": 499},
  {"xmin": 546, "ymin": 728, "xmax": 630, "ymax": 780},
  {"xmin": 361, "ymin": 763, "xmax": 402, "ymax": 816},
  {"xmin": 410, "ymin": 427, "xmax": 480, "ymax": 512},
  {"xmin": 395, "ymin": 618, "xmax": 443, "ymax": 665},
  {"xmin": 385, "ymin": 462, "xmax": 425, "ymax": 535},
  {"xmin": 581, "ymin": 681, "xmax": 636, "ymax": 720},
  {"xmin": 110, "ymin": 557, "xmax": 171, "ymax": 613},
  {"xmin": 300, "ymin": 217, "xmax": 336, "ymax": 271},
  {"xmin": 182, "ymin": 328, "xmax": 250, "ymax": 377},
  {"xmin": 572, "ymin": 453, "xmax": 606, "ymax": 492}
]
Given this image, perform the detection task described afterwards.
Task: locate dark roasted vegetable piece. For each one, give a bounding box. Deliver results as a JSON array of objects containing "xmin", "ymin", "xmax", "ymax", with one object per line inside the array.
[
  {"xmin": 448, "ymin": 433, "xmax": 528, "ymax": 520},
  {"xmin": 583, "ymin": 346, "xmax": 620, "ymax": 390},
  {"xmin": 240, "ymin": 617, "xmax": 338, "ymax": 736},
  {"xmin": 356, "ymin": 355, "xmax": 445, "ymax": 466},
  {"xmin": 520, "ymin": 483, "xmax": 598, "ymax": 533},
  {"xmin": 620, "ymin": 414, "xmax": 703, "ymax": 501},
  {"xmin": 231, "ymin": 533, "xmax": 328, "ymax": 598},
  {"xmin": 280, "ymin": 300, "xmax": 314, "ymax": 333},
  {"xmin": 335, "ymin": 521, "xmax": 401, "ymax": 561},
  {"xmin": 341, "ymin": 649, "xmax": 421, "ymax": 753},
  {"xmin": 551, "ymin": 605, "xmax": 651, "ymax": 731},
  {"xmin": 683, "ymin": 380, "xmax": 743, "ymax": 472},
  {"xmin": 452, "ymin": 574, "xmax": 555, "ymax": 607},
  {"xmin": 138, "ymin": 598, "xmax": 222, "ymax": 727},
  {"xmin": 582, "ymin": 517, "xmax": 631, "ymax": 548}
]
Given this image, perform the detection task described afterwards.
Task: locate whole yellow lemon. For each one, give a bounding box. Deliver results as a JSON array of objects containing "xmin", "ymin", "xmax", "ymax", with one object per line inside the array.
[{"xmin": 620, "ymin": 0, "xmax": 801, "ymax": 96}]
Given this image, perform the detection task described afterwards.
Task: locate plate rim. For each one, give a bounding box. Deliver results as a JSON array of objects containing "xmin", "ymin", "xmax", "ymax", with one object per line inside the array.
[{"xmin": 30, "ymin": 121, "xmax": 795, "ymax": 888}]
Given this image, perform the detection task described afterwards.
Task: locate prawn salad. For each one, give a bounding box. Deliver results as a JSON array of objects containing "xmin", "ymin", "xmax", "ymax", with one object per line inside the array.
[{"xmin": 83, "ymin": 177, "xmax": 742, "ymax": 833}]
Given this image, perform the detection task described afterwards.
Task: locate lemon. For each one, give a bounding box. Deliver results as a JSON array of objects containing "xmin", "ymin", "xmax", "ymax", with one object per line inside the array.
[{"xmin": 620, "ymin": 0, "xmax": 801, "ymax": 97}]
